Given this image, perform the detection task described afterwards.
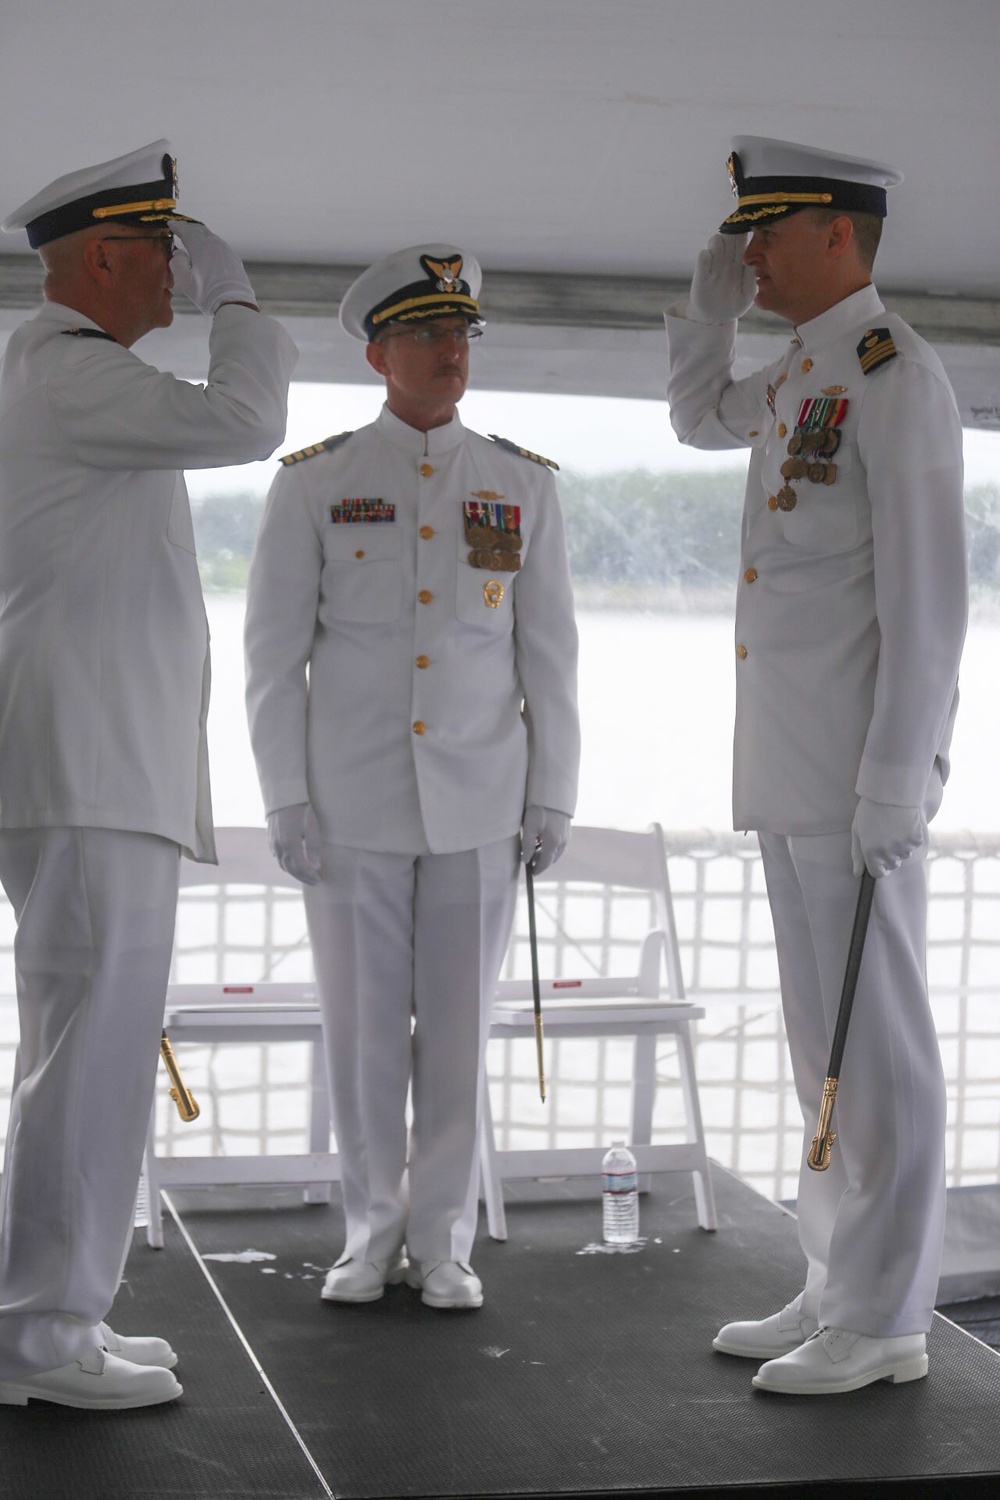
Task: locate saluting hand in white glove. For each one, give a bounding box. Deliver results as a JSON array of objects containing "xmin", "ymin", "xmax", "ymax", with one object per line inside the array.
[
  {"xmin": 687, "ymin": 232, "xmax": 756, "ymax": 324},
  {"xmin": 851, "ymin": 797, "xmax": 927, "ymax": 879},
  {"xmin": 267, "ymin": 802, "xmax": 321, "ymax": 885},
  {"xmin": 521, "ymin": 805, "xmax": 571, "ymax": 875},
  {"xmin": 170, "ymin": 219, "xmax": 257, "ymax": 316}
]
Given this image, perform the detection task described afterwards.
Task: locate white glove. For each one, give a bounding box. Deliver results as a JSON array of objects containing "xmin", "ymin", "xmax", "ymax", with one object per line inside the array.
[
  {"xmin": 851, "ymin": 797, "xmax": 927, "ymax": 879},
  {"xmin": 170, "ymin": 219, "xmax": 256, "ymax": 316},
  {"xmin": 267, "ymin": 802, "xmax": 321, "ymax": 885},
  {"xmin": 521, "ymin": 805, "xmax": 571, "ymax": 874},
  {"xmin": 687, "ymin": 232, "xmax": 756, "ymax": 324}
]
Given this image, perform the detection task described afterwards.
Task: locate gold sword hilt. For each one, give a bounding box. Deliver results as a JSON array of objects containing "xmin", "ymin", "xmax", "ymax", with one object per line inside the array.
[
  {"xmin": 807, "ymin": 1077, "xmax": 838, "ymax": 1171},
  {"xmin": 160, "ymin": 1030, "xmax": 200, "ymax": 1122},
  {"xmin": 534, "ymin": 1012, "xmax": 547, "ymax": 1104}
]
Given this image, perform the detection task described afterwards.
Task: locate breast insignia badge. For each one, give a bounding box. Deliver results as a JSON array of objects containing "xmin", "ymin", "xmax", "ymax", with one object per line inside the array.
[{"xmin": 483, "ymin": 580, "xmax": 505, "ymax": 609}]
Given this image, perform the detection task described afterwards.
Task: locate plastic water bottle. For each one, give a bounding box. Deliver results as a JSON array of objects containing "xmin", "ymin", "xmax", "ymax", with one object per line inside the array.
[{"xmin": 602, "ymin": 1140, "xmax": 639, "ymax": 1244}]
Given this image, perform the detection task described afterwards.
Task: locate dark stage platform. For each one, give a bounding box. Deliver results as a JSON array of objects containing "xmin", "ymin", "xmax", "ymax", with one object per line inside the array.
[{"xmin": 2, "ymin": 1165, "xmax": 1000, "ymax": 1500}]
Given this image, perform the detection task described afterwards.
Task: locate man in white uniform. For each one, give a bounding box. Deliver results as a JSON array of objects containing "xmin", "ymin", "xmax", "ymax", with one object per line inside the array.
[
  {"xmin": 245, "ymin": 245, "xmax": 579, "ymax": 1310},
  {"xmin": 666, "ymin": 139, "xmax": 967, "ymax": 1394},
  {"xmin": 0, "ymin": 141, "xmax": 297, "ymax": 1408}
]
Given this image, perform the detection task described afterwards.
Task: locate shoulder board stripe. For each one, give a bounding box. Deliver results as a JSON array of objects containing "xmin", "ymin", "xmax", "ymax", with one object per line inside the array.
[
  {"xmin": 61, "ymin": 328, "xmax": 117, "ymax": 342},
  {"xmin": 857, "ymin": 328, "xmax": 898, "ymax": 376},
  {"xmin": 279, "ymin": 430, "xmax": 354, "ymax": 466},
  {"xmin": 488, "ymin": 433, "xmax": 559, "ymax": 471}
]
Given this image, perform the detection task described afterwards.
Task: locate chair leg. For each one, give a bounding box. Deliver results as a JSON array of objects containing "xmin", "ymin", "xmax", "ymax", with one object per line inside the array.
[
  {"xmin": 142, "ymin": 1107, "xmax": 165, "ymax": 1250},
  {"xmin": 304, "ymin": 1036, "xmax": 333, "ymax": 1205},
  {"xmin": 630, "ymin": 1034, "xmax": 657, "ymax": 1193},
  {"xmin": 676, "ymin": 1023, "xmax": 717, "ymax": 1231},
  {"xmin": 479, "ymin": 1077, "xmax": 507, "ymax": 1241}
]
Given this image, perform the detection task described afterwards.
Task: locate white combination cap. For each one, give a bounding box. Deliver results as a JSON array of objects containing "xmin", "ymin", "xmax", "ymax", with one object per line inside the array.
[
  {"xmin": 3, "ymin": 139, "xmax": 178, "ymax": 248},
  {"xmin": 720, "ymin": 136, "xmax": 903, "ymax": 234},
  {"xmin": 339, "ymin": 243, "xmax": 483, "ymax": 342}
]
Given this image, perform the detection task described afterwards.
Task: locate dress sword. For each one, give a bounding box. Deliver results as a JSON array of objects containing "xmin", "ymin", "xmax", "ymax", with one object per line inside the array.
[
  {"xmin": 524, "ymin": 862, "xmax": 546, "ymax": 1103},
  {"xmin": 807, "ymin": 869, "xmax": 877, "ymax": 1171}
]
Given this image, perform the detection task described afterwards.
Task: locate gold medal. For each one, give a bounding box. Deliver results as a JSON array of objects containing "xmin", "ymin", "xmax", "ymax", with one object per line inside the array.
[
  {"xmin": 823, "ymin": 464, "xmax": 838, "ymax": 485},
  {"xmin": 777, "ymin": 484, "xmax": 798, "ymax": 511},
  {"xmin": 807, "ymin": 462, "xmax": 827, "ymax": 484}
]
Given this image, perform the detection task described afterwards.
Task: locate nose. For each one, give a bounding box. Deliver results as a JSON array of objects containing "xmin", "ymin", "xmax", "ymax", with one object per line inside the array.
[{"xmin": 743, "ymin": 235, "xmax": 763, "ymax": 266}]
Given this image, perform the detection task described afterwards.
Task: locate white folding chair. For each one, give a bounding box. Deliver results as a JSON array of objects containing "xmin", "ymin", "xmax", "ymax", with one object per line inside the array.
[
  {"xmin": 141, "ymin": 827, "xmax": 335, "ymax": 1248},
  {"xmin": 480, "ymin": 823, "xmax": 717, "ymax": 1239}
]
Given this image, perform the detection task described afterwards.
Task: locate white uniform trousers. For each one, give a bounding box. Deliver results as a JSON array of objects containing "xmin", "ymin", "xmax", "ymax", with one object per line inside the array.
[
  {"xmin": 0, "ymin": 827, "xmax": 180, "ymax": 1379},
  {"xmin": 303, "ymin": 837, "xmax": 520, "ymax": 1265},
  {"xmin": 758, "ymin": 830, "xmax": 946, "ymax": 1337}
]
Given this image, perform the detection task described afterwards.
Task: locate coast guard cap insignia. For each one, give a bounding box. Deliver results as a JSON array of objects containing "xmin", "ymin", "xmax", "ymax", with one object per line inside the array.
[{"xmin": 421, "ymin": 254, "xmax": 463, "ymax": 293}]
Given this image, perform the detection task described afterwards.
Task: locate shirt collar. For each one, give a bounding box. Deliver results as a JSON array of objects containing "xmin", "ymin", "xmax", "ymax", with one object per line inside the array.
[
  {"xmin": 37, "ymin": 301, "xmax": 111, "ymax": 335},
  {"xmin": 376, "ymin": 403, "xmax": 467, "ymax": 456},
  {"xmin": 795, "ymin": 284, "xmax": 885, "ymax": 353}
]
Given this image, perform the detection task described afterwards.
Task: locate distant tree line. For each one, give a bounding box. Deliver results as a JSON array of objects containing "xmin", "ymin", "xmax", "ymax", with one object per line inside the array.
[{"xmin": 191, "ymin": 474, "xmax": 1000, "ymax": 607}]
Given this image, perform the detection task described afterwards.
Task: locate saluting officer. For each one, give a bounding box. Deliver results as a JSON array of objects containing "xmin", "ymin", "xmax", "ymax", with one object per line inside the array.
[
  {"xmin": 245, "ymin": 245, "xmax": 580, "ymax": 1310},
  {"xmin": 0, "ymin": 141, "xmax": 296, "ymax": 1409},
  {"xmin": 666, "ymin": 139, "xmax": 967, "ymax": 1395}
]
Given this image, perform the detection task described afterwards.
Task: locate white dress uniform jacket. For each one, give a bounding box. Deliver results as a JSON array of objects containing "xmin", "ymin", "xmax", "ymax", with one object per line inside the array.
[
  {"xmin": 245, "ymin": 405, "xmax": 580, "ymax": 852},
  {"xmin": 665, "ymin": 283, "xmax": 967, "ymax": 833},
  {"xmin": 0, "ymin": 300, "xmax": 298, "ymax": 860}
]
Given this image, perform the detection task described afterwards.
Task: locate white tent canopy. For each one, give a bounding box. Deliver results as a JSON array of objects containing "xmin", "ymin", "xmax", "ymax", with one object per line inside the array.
[{"xmin": 1, "ymin": 0, "xmax": 997, "ymax": 423}]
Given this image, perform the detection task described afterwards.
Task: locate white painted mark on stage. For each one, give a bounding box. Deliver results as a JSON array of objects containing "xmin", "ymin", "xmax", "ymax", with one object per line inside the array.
[
  {"xmin": 575, "ymin": 1238, "xmax": 648, "ymax": 1256},
  {"xmin": 203, "ymin": 1248, "xmax": 277, "ymax": 1264},
  {"xmin": 480, "ymin": 1346, "xmax": 510, "ymax": 1359}
]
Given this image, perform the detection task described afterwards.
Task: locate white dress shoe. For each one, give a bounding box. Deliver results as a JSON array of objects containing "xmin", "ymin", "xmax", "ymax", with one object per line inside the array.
[
  {"xmin": 99, "ymin": 1321, "xmax": 178, "ymax": 1370},
  {"xmin": 0, "ymin": 1346, "xmax": 182, "ymax": 1409},
  {"xmin": 406, "ymin": 1259, "xmax": 484, "ymax": 1309},
  {"xmin": 713, "ymin": 1299, "xmax": 819, "ymax": 1358},
  {"xmin": 321, "ymin": 1252, "xmax": 407, "ymax": 1303},
  {"xmin": 752, "ymin": 1327, "xmax": 928, "ymax": 1395}
]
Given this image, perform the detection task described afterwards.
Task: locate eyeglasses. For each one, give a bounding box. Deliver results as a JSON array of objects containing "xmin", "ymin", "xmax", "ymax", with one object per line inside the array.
[
  {"xmin": 101, "ymin": 232, "xmax": 175, "ymax": 258},
  {"xmin": 379, "ymin": 323, "xmax": 483, "ymax": 347}
]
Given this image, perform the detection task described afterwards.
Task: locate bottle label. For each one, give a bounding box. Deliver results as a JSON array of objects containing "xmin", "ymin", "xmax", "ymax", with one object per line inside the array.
[{"xmin": 602, "ymin": 1172, "xmax": 638, "ymax": 1194}]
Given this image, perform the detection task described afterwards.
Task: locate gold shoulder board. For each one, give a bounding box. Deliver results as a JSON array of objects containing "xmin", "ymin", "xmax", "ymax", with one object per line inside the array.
[
  {"xmin": 279, "ymin": 431, "xmax": 354, "ymax": 466},
  {"xmin": 857, "ymin": 329, "xmax": 898, "ymax": 376},
  {"xmin": 488, "ymin": 433, "xmax": 560, "ymax": 471}
]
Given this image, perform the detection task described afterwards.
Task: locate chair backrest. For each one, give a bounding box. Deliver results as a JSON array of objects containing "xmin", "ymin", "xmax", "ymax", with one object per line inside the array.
[
  {"xmin": 169, "ymin": 823, "xmax": 686, "ymax": 1006},
  {"xmin": 502, "ymin": 823, "xmax": 686, "ymax": 1004},
  {"xmin": 178, "ymin": 827, "xmax": 301, "ymax": 890}
]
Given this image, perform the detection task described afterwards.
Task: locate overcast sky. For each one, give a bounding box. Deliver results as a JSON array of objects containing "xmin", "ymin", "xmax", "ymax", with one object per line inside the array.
[{"xmin": 186, "ymin": 382, "xmax": 1000, "ymax": 499}]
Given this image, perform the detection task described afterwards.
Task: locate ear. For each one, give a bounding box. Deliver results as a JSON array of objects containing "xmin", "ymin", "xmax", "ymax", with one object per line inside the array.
[
  {"xmin": 365, "ymin": 340, "xmax": 388, "ymax": 377},
  {"xmin": 826, "ymin": 214, "xmax": 856, "ymax": 261},
  {"xmin": 80, "ymin": 235, "xmax": 115, "ymax": 288}
]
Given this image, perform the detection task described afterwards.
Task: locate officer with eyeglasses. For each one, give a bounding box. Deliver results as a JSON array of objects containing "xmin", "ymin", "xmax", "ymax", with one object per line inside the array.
[
  {"xmin": 245, "ymin": 244, "xmax": 580, "ymax": 1311},
  {"xmin": 0, "ymin": 140, "xmax": 296, "ymax": 1410}
]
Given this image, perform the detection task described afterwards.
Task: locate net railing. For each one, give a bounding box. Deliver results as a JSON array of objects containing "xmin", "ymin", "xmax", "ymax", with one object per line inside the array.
[{"xmin": 1, "ymin": 831, "xmax": 998, "ymax": 1203}]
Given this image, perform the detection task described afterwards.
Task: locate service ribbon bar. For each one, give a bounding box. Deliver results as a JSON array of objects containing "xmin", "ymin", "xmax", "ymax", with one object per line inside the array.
[
  {"xmin": 463, "ymin": 500, "xmax": 521, "ymax": 534},
  {"xmin": 330, "ymin": 499, "xmax": 396, "ymax": 524},
  {"xmin": 795, "ymin": 396, "xmax": 849, "ymax": 431}
]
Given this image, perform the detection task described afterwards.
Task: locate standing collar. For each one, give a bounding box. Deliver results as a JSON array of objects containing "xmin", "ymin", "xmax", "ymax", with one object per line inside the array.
[
  {"xmin": 37, "ymin": 301, "xmax": 111, "ymax": 335},
  {"xmin": 376, "ymin": 403, "xmax": 467, "ymax": 456},
  {"xmin": 795, "ymin": 284, "xmax": 885, "ymax": 352}
]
